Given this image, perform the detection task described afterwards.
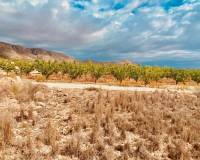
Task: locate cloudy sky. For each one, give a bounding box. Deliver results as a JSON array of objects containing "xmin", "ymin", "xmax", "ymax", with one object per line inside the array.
[{"xmin": 0, "ymin": 0, "xmax": 200, "ymax": 68}]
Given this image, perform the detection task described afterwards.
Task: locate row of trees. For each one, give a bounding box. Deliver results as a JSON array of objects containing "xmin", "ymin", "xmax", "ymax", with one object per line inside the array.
[{"xmin": 0, "ymin": 58, "xmax": 200, "ymax": 85}]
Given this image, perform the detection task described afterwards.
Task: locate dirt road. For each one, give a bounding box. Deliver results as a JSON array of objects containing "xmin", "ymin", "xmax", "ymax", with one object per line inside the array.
[{"xmin": 35, "ymin": 81, "xmax": 199, "ymax": 93}]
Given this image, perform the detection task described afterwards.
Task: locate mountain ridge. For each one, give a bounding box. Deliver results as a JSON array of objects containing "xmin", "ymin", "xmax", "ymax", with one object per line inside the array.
[{"xmin": 0, "ymin": 42, "xmax": 73, "ymax": 61}]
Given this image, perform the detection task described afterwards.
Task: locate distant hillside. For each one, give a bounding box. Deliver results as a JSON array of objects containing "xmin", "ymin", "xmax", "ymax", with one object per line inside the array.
[
  {"xmin": 83, "ymin": 59, "xmax": 135, "ymax": 65},
  {"xmin": 0, "ymin": 42, "xmax": 73, "ymax": 61}
]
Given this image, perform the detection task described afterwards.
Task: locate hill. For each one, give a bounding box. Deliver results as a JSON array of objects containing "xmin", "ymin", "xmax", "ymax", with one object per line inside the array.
[{"xmin": 0, "ymin": 42, "xmax": 73, "ymax": 61}]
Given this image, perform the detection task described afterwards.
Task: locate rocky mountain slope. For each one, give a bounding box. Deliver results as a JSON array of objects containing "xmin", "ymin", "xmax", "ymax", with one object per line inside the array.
[{"xmin": 0, "ymin": 42, "xmax": 73, "ymax": 61}]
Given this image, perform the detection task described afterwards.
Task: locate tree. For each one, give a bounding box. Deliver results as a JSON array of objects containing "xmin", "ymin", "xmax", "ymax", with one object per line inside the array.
[
  {"xmin": 140, "ymin": 67, "xmax": 152, "ymax": 86},
  {"xmin": 162, "ymin": 67, "xmax": 174, "ymax": 79},
  {"xmin": 0, "ymin": 60, "xmax": 15, "ymax": 74},
  {"xmin": 171, "ymin": 69, "xmax": 189, "ymax": 85},
  {"xmin": 128, "ymin": 65, "xmax": 142, "ymax": 82},
  {"xmin": 88, "ymin": 63, "xmax": 105, "ymax": 83},
  {"xmin": 191, "ymin": 70, "xmax": 200, "ymax": 84},
  {"xmin": 63, "ymin": 62, "xmax": 84, "ymax": 80},
  {"xmin": 150, "ymin": 67, "xmax": 164, "ymax": 83},
  {"xmin": 111, "ymin": 65, "xmax": 128, "ymax": 83},
  {"xmin": 34, "ymin": 60, "xmax": 56, "ymax": 79},
  {"xmin": 0, "ymin": 59, "xmax": 4, "ymax": 69},
  {"xmin": 15, "ymin": 60, "xmax": 34, "ymax": 76}
]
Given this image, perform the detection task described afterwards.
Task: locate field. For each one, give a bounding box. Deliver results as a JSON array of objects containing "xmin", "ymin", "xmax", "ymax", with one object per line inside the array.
[{"xmin": 0, "ymin": 77, "xmax": 199, "ymax": 160}]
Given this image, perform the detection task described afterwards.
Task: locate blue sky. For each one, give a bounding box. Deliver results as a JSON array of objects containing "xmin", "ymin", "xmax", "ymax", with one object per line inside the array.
[{"xmin": 0, "ymin": 0, "xmax": 200, "ymax": 68}]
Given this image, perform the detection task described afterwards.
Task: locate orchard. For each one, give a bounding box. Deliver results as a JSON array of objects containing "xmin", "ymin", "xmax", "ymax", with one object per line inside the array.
[{"xmin": 0, "ymin": 58, "xmax": 200, "ymax": 85}]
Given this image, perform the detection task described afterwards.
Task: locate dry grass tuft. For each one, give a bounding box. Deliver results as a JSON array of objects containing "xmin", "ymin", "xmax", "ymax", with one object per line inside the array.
[
  {"xmin": 0, "ymin": 112, "xmax": 13, "ymax": 145},
  {"xmin": 43, "ymin": 120, "xmax": 59, "ymax": 154}
]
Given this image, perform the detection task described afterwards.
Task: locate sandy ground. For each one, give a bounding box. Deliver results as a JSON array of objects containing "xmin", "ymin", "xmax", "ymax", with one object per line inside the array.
[{"xmin": 34, "ymin": 81, "xmax": 199, "ymax": 93}]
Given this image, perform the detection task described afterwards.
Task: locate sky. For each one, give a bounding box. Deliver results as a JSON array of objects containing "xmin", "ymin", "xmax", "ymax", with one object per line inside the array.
[{"xmin": 0, "ymin": 0, "xmax": 200, "ymax": 68}]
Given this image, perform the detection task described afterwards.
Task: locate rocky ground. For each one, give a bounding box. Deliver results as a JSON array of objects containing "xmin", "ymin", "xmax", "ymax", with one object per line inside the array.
[{"xmin": 0, "ymin": 77, "xmax": 199, "ymax": 160}]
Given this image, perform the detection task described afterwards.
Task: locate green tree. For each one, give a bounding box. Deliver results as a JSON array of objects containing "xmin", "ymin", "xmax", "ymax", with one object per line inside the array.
[
  {"xmin": 34, "ymin": 60, "xmax": 56, "ymax": 79},
  {"xmin": 162, "ymin": 67, "xmax": 173, "ymax": 79},
  {"xmin": 171, "ymin": 69, "xmax": 189, "ymax": 85},
  {"xmin": 140, "ymin": 66, "xmax": 152, "ymax": 86},
  {"xmin": 111, "ymin": 65, "xmax": 128, "ymax": 83},
  {"xmin": 191, "ymin": 70, "xmax": 200, "ymax": 84},
  {"xmin": 15, "ymin": 60, "xmax": 34, "ymax": 75},
  {"xmin": 150, "ymin": 67, "xmax": 164, "ymax": 83},
  {"xmin": 88, "ymin": 63, "xmax": 105, "ymax": 83},
  {"xmin": 0, "ymin": 60, "xmax": 15, "ymax": 74},
  {"xmin": 63, "ymin": 62, "xmax": 84, "ymax": 80},
  {"xmin": 128, "ymin": 65, "xmax": 142, "ymax": 82}
]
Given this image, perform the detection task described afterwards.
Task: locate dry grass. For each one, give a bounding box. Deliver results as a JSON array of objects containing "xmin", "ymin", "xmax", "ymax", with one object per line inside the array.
[
  {"xmin": 43, "ymin": 120, "xmax": 59, "ymax": 154},
  {"xmin": 0, "ymin": 77, "xmax": 199, "ymax": 159},
  {"xmin": 0, "ymin": 112, "xmax": 13, "ymax": 145}
]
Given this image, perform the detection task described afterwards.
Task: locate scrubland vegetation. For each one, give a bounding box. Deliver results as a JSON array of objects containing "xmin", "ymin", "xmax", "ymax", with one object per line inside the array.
[
  {"xmin": 0, "ymin": 58, "xmax": 200, "ymax": 86},
  {"xmin": 0, "ymin": 77, "xmax": 199, "ymax": 160}
]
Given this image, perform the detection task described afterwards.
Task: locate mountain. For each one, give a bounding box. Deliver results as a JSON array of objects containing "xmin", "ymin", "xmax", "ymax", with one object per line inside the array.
[{"xmin": 0, "ymin": 42, "xmax": 73, "ymax": 61}]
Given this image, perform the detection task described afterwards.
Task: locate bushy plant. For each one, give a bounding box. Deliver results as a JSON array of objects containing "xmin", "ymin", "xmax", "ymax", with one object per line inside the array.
[
  {"xmin": 191, "ymin": 70, "xmax": 200, "ymax": 84},
  {"xmin": 150, "ymin": 67, "xmax": 164, "ymax": 83},
  {"xmin": 140, "ymin": 66, "xmax": 152, "ymax": 86},
  {"xmin": 62, "ymin": 62, "xmax": 84, "ymax": 80},
  {"xmin": 34, "ymin": 60, "xmax": 57, "ymax": 79},
  {"xmin": 171, "ymin": 69, "xmax": 190, "ymax": 84},
  {"xmin": 0, "ymin": 60, "xmax": 15, "ymax": 74},
  {"xmin": 128, "ymin": 65, "xmax": 142, "ymax": 82},
  {"xmin": 88, "ymin": 62, "xmax": 106, "ymax": 82},
  {"xmin": 110, "ymin": 65, "xmax": 129, "ymax": 83},
  {"xmin": 15, "ymin": 60, "xmax": 34, "ymax": 75}
]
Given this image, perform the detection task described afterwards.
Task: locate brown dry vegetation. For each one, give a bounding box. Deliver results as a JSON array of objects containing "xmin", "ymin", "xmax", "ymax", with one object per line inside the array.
[{"xmin": 0, "ymin": 77, "xmax": 199, "ymax": 160}]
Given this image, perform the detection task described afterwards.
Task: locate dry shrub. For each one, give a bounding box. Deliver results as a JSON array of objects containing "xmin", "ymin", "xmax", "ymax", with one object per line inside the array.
[
  {"xmin": 0, "ymin": 86, "xmax": 11, "ymax": 99},
  {"xmin": 0, "ymin": 112, "xmax": 13, "ymax": 145},
  {"xmin": 0, "ymin": 78, "xmax": 14, "ymax": 98},
  {"xmin": 101, "ymin": 148, "xmax": 116, "ymax": 160},
  {"xmin": 43, "ymin": 120, "xmax": 59, "ymax": 154},
  {"xmin": 167, "ymin": 140, "xmax": 192, "ymax": 160},
  {"xmin": 61, "ymin": 136, "xmax": 81, "ymax": 157},
  {"xmin": 11, "ymin": 80, "xmax": 42, "ymax": 103},
  {"xmin": 90, "ymin": 117, "xmax": 101, "ymax": 144},
  {"xmin": 61, "ymin": 136, "xmax": 96, "ymax": 160},
  {"xmin": 18, "ymin": 126, "xmax": 35, "ymax": 159}
]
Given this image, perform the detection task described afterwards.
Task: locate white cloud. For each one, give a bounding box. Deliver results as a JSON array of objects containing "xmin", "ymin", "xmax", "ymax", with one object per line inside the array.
[
  {"xmin": 17, "ymin": 0, "xmax": 48, "ymax": 6},
  {"xmin": 52, "ymin": 9, "xmax": 58, "ymax": 18},
  {"xmin": 92, "ymin": 0, "xmax": 98, "ymax": 4},
  {"xmin": 61, "ymin": 0, "xmax": 70, "ymax": 10},
  {"xmin": 0, "ymin": 2, "xmax": 16, "ymax": 13},
  {"xmin": 89, "ymin": 27, "xmax": 108, "ymax": 40}
]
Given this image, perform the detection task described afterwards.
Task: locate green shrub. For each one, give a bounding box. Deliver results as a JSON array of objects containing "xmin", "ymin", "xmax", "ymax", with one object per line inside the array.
[
  {"xmin": 87, "ymin": 62, "xmax": 106, "ymax": 82},
  {"xmin": 171, "ymin": 69, "xmax": 190, "ymax": 84},
  {"xmin": 191, "ymin": 70, "xmax": 200, "ymax": 84},
  {"xmin": 34, "ymin": 60, "xmax": 57, "ymax": 79},
  {"xmin": 110, "ymin": 65, "xmax": 128, "ymax": 83}
]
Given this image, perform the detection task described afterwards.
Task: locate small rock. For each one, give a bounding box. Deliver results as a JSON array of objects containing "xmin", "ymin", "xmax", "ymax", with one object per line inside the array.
[
  {"xmin": 33, "ymin": 111, "xmax": 38, "ymax": 118},
  {"xmin": 36, "ymin": 102, "xmax": 45, "ymax": 107},
  {"xmin": 40, "ymin": 145, "xmax": 52, "ymax": 155},
  {"xmin": 14, "ymin": 135, "xmax": 26, "ymax": 147},
  {"xmin": 34, "ymin": 105, "xmax": 43, "ymax": 111},
  {"xmin": 35, "ymin": 91, "xmax": 45, "ymax": 101}
]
